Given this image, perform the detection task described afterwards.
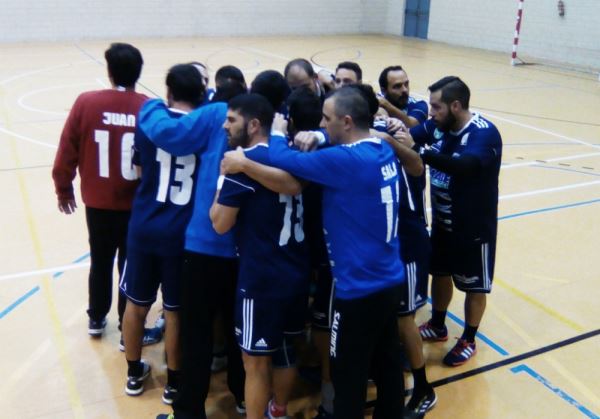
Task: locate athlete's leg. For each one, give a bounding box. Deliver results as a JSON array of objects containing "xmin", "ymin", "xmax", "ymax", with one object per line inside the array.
[{"xmin": 242, "ymin": 353, "xmax": 271, "ymax": 419}]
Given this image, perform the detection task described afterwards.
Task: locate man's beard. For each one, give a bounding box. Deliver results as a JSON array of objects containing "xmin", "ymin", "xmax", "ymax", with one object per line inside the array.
[
  {"xmin": 436, "ymin": 111, "xmax": 457, "ymax": 132},
  {"xmin": 228, "ymin": 123, "xmax": 250, "ymax": 148},
  {"xmin": 388, "ymin": 93, "xmax": 409, "ymax": 109}
]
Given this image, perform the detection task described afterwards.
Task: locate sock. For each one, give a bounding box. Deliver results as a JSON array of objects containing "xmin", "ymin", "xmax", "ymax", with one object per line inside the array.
[
  {"xmin": 269, "ymin": 399, "xmax": 287, "ymax": 417},
  {"xmin": 127, "ymin": 359, "xmax": 142, "ymax": 377},
  {"xmin": 167, "ymin": 368, "xmax": 181, "ymax": 389},
  {"xmin": 321, "ymin": 381, "xmax": 334, "ymax": 414},
  {"xmin": 411, "ymin": 366, "xmax": 432, "ymax": 394},
  {"xmin": 431, "ymin": 309, "xmax": 447, "ymax": 329},
  {"xmin": 462, "ymin": 324, "xmax": 478, "ymax": 343}
]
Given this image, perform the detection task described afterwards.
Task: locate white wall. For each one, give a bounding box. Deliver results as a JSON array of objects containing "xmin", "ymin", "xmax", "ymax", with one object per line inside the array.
[
  {"xmin": 428, "ymin": 0, "xmax": 600, "ymax": 70},
  {"xmin": 0, "ymin": 0, "xmax": 401, "ymax": 42}
]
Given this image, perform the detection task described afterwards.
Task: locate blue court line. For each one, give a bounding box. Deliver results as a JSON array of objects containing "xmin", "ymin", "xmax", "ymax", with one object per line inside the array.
[
  {"xmin": 511, "ymin": 364, "xmax": 600, "ymax": 419},
  {"xmin": 426, "ymin": 298, "xmax": 510, "ymax": 356},
  {"xmin": 499, "ymin": 198, "xmax": 600, "ymax": 221},
  {"xmin": 0, "ymin": 286, "xmax": 40, "ymax": 320},
  {"xmin": 53, "ymin": 252, "xmax": 90, "ymax": 279},
  {"xmin": 1, "ymin": 253, "xmax": 90, "ymax": 320}
]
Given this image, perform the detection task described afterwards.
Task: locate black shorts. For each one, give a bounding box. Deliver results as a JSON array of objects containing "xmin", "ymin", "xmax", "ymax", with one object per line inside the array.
[
  {"xmin": 119, "ymin": 248, "xmax": 183, "ymax": 310},
  {"xmin": 398, "ymin": 227, "xmax": 431, "ymax": 315},
  {"xmin": 430, "ymin": 229, "xmax": 496, "ymax": 293}
]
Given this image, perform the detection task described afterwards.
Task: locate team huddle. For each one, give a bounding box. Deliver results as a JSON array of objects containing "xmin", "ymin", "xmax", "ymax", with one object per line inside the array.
[{"xmin": 52, "ymin": 43, "xmax": 502, "ymax": 419}]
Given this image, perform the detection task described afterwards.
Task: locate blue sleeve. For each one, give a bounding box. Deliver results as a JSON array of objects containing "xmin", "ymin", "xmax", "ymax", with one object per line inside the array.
[
  {"xmin": 410, "ymin": 119, "xmax": 436, "ymax": 146},
  {"xmin": 268, "ymin": 135, "xmax": 352, "ymax": 188},
  {"xmin": 462, "ymin": 128, "xmax": 502, "ymax": 168},
  {"xmin": 218, "ymin": 173, "xmax": 256, "ymax": 207},
  {"xmin": 408, "ymin": 101, "xmax": 428, "ymax": 124},
  {"xmin": 138, "ymin": 99, "xmax": 226, "ymax": 156}
]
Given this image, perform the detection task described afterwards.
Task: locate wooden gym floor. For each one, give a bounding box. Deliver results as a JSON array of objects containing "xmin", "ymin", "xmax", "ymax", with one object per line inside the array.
[{"xmin": 1, "ymin": 35, "xmax": 599, "ymax": 418}]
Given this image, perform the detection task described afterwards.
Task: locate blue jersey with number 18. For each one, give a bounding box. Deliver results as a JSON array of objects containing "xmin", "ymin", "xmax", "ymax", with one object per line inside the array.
[
  {"xmin": 128, "ymin": 108, "xmax": 198, "ymax": 255},
  {"xmin": 218, "ymin": 142, "xmax": 310, "ymax": 298}
]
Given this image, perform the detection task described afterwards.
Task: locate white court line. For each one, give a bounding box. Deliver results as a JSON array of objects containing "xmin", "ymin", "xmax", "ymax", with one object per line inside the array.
[
  {"xmin": 0, "ymin": 126, "xmax": 57, "ymax": 149},
  {"xmin": 0, "ymin": 262, "xmax": 90, "ymax": 282},
  {"xmin": 0, "ymin": 64, "xmax": 71, "ymax": 86},
  {"xmin": 17, "ymin": 83, "xmax": 94, "ymax": 117},
  {"xmin": 411, "ymin": 92, "xmax": 600, "ymax": 151},
  {"xmin": 499, "ymin": 180, "xmax": 600, "ymax": 200},
  {"xmin": 95, "ymin": 78, "xmax": 108, "ymax": 88},
  {"xmin": 503, "ymin": 151, "xmax": 600, "ymax": 169}
]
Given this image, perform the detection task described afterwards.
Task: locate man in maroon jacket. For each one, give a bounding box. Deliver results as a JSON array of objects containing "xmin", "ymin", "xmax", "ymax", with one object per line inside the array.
[{"xmin": 52, "ymin": 43, "xmax": 158, "ymax": 341}]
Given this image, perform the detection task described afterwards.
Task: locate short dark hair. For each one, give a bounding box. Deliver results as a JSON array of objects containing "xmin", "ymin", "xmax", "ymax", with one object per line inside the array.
[
  {"xmin": 336, "ymin": 61, "xmax": 362, "ymax": 82},
  {"xmin": 104, "ymin": 43, "xmax": 143, "ymax": 88},
  {"xmin": 228, "ymin": 93, "xmax": 275, "ymax": 134},
  {"xmin": 329, "ymin": 86, "xmax": 371, "ymax": 130},
  {"xmin": 378, "ymin": 65, "xmax": 404, "ymax": 91},
  {"xmin": 348, "ymin": 84, "xmax": 379, "ymax": 125},
  {"xmin": 250, "ymin": 70, "xmax": 290, "ymax": 110},
  {"xmin": 211, "ymin": 79, "xmax": 247, "ymax": 104},
  {"xmin": 284, "ymin": 58, "xmax": 315, "ymax": 78},
  {"xmin": 215, "ymin": 65, "xmax": 246, "ymax": 88},
  {"xmin": 166, "ymin": 64, "xmax": 205, "ymax": 108},
  {"xmin": 287, "ymin": 87, "xmax": 322, "ymax": 131},
  {"xmin": 428, "ymin": 76, "xmax": 470, "ymax": 109}
]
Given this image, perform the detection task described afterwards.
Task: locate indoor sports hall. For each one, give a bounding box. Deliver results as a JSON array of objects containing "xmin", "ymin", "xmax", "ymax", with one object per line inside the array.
[{"xmin": 1, "ymin": 1, "xmax": 599, "ymax": 418}]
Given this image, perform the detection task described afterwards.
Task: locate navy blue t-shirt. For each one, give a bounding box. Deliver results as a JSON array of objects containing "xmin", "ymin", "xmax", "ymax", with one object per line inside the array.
[
  {"xmin": 218, "ymin": 143, "xmax": 310, "ymax": 298},
  {"xmin": 128, "ymin": 109, "xmax": 198, "ymax": 254},
  {"xmin": 411, "ymin": 114, "xmax": 502, "ymax": 240}
]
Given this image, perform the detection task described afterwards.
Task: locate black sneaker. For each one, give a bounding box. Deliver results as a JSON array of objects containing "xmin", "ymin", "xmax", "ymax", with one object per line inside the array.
[
  {"xmin": 162, "ymin": 385, "xmax": 178, "ymax": 405},
  {"xmin": 405, "ymin": 390, "xmax": 437, "ymax": 417},
  {"xmin": 125, "ymin": 360, "xmax": 151, "ymax": 396},
  {"xmin": 88, "ymin": 318, "xmax": 107, "ymax": 337},
  {"xmin": 119, "ymin": 327, "xmax": 163, "ymax": 352}
]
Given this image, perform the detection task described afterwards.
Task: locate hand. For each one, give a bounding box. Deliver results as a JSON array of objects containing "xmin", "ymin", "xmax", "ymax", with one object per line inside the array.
[
  {"xmin": 377, "ymin": 95, "xmax": 391, "ymax": 110},
  {"xmin": 386, "ymin": 117, "xmax": 406, "ymax": 135},
  {"xmin": 58, "ymin": 198, "xmax": 77, "ymax": 214},
  {"xmin": 393, "ymin": 128, "xmax": 416, "ymax": 149},
  {"xmin": 293, "ymin": 131, "xmax": 319, "ymax": 152},
  {"xmin": 272, "ymin": 113, "xmax": 288, "ymax": 136},
  {"xmin": 220, "ymin": 147, "xmax": 247, "ymax": 175}
]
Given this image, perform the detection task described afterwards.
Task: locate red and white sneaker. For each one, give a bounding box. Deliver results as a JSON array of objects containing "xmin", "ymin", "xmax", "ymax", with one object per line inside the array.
[
  {"xmin": 418, "ymin": 320, "xmax": 448, "ymax": 342},
  {"xmin": 443, "ymin": 338, "xmax": 477, "ymax": 366}
]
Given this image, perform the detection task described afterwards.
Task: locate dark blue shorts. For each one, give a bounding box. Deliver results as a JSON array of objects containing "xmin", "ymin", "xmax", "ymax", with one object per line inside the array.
[
  {"xmin": 119, "ymin": 247, "xmax": 183, "ymax": 310},
  {"xmin": 235, "ymin": 290, "xmax": 308, "ymax": 355},
  {"xmin": 311, "ymin": 264, "xmax": 335, "ymax": 330},
  {"xmin": 398, "ymin": 227, "xmax": 431, "ymax": 315},
  {"xmin": 430, "ymin": 229, "xmax": 496, "ymax": 293}
]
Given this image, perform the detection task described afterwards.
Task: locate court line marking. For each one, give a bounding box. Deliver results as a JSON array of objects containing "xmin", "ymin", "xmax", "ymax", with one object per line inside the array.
[
  {"xmin": 495, "ymin": 278, "xmax": 585, "ymax": 333},
  {"xmin": 503, "ymin": 151, "xmax": 600, "ymax": 169},
  {"xmin": 411, "ymin": 91, "xmax": 600, "ymax": 151},
  {"xmin": 0, "ymin": 261, "xmax": 90, "ymax": 282},
  {"xmin": 5, "ymin": 106, "xmax": 84, "ymax": 415},
  {"xmin": 499, "ymin": 180, "xmax": 600, "ymax": 201},
  {"xmin": 427, "ymin": 328, "xmax": 600, "ymax": 387},
  {"xmin": 511, "ymin": 365, "xmax": 600, "ymax": 418},
  {"xmin": 484, "ymin": 301, "xmax": 600, "ymax": 407},
  {"xmin": 499, "ymin": 197, "xmax": 600, "ymax": 220},
  {"xmin": 0, "ymin": 126, "xmax": 57, "ymax": 149},
  {"xmin": 0, "ymin": 64, "xmax": 71, "ymax": 86},
  {"xmin": 17, "ymin": 83, "xmax": 94, "ymax": 116},
  {"xmin": 0, "ymin": 286, "xmax": 40, "ymax": 319}
]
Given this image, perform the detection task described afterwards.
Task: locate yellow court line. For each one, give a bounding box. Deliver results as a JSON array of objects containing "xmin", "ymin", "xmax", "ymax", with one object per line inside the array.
[
  {"xmin": 495, "ymin": 277, "xmax": 585, "ymax": 333},
  {"xmin": 4, "ymin": 104, "xmax": 85, "ymax": 418},
  {"xmin": 488, "ymin": 301, "xmax": 600, "ymax": 409}
]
